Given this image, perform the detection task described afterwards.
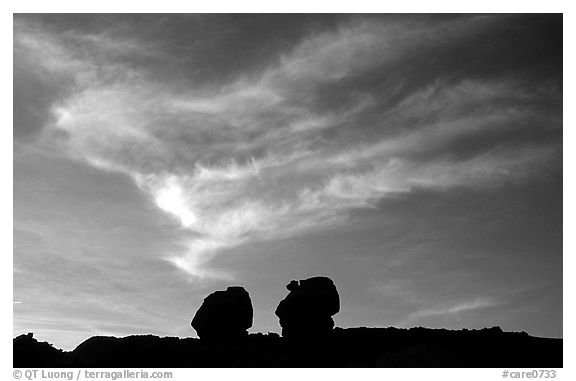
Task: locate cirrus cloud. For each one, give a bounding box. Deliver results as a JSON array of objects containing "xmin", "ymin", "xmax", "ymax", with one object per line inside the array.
[{"xmin": 15, "ymin": 15, "xmax": 561, "ymax": 280}]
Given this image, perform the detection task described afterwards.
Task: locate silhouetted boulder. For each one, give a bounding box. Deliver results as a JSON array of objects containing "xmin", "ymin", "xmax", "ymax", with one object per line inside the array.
[
  {"xmin": 275, "ymin": 276, "xmax": 340, "ymax": 340},
  {"xmin": 192, "ymin": 286, "xmax": 253, "ymax": 342}
]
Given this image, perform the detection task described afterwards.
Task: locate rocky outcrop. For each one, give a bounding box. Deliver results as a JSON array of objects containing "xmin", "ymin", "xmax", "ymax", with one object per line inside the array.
[
  {"xmin": 275, "ymin": 276, "xmax": 340, "ymax": 340},
  {"xmin": 14, "ymin": 327, "xmax": 563, "ymax": 367},
  {"xmin": 191, "ymin": 286, "xmax": 253, "ymax": 342},
  {"xmin": 13, "ymin": 333, "xmax": 67, "ymax": 367}
]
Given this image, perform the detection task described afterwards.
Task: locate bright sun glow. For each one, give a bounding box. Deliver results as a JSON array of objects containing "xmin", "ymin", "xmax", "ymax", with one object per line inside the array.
[{"xmin": 154, "ymin": 182, "xmax": 197, "ymax": 228}]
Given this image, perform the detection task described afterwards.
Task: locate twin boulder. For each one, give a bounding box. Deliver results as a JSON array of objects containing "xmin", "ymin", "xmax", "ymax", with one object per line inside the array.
[
  {"xmin": 275, "ymin": 276, "xmax": 340, "ymax": 340},
  {"xmin": 191, "ymin": 276, "xmax": 340, "ymax": 341},
  {"xmin": 191, "ymin": 286, "xmax": 253, "ymax": 342}
]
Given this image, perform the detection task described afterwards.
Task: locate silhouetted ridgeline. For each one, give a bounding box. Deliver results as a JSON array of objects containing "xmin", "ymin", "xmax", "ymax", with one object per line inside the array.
[
  {"xmin": 14, "ymin": 277, "xmax": 562, "ymax": 367},
  {"xmin": 13, "ymin": 327, "xmax": 561, "ymax": 368}
]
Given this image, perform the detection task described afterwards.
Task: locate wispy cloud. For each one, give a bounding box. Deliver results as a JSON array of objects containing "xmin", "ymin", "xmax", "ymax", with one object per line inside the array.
[
  {"xmin": 398, "ymin": 297, "xmax": 500, "ymax": 327},
  {"xmin": 15, "ymin": 16, "xmax": 560, "ymax": 280}
]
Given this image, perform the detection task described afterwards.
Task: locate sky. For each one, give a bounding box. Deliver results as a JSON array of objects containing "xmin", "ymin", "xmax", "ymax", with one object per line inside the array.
[{"xmin": 13, "ymin": 14, "xmax": 562, "ymax": 350}]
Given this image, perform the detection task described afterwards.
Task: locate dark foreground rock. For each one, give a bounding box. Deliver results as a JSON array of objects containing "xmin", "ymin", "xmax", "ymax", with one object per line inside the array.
[
  {"xmin": 275, "ymin": 276, "xmax": 340, "ymax": 340},
  {"xmin": 191, "ymin": 286, "xmax": 253, "ymax": 342},
  {"xmin": 13, "ymin": 333, "xmax": 67, "ymax": 368},
  {"xmin": 14, "ymin": 327, "xmax": 562, "ymax": 367}
]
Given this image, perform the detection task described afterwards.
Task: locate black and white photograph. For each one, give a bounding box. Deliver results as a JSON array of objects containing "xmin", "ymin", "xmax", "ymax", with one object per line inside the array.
[{"xmin": 11, "ymin": 11, "xmax": 566, "ymax": 373}]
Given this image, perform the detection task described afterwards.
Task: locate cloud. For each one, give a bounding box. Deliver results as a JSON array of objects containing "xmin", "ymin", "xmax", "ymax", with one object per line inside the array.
[
  {"xmin": 15, "ymin": 15, "xmax": 561, "ymax": 280},
  {"xmin": 404, "ymin": 297, "xmax": 500, "ymax": 323}
]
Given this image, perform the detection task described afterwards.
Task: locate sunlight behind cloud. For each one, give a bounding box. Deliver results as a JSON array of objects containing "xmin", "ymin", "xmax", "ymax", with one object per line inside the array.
[{"xmin": 152, "ymin": 177, "xmax": 198, "ymax": 229}]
